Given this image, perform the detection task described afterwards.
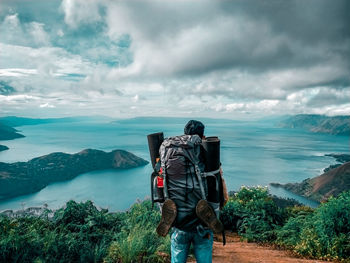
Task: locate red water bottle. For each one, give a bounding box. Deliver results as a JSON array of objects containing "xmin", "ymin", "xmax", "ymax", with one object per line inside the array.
[{"xmin": 157, "ymin": 176, "xmax": 164, "ymax": 188}]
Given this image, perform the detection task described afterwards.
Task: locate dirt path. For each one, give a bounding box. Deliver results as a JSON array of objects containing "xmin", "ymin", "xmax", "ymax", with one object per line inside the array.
[{"xmin": 188, "ymin": 232, "xmax": 331, "ymax": 263}]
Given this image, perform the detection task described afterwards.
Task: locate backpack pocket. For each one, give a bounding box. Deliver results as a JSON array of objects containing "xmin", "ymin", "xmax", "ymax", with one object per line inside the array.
[{"xmin": 151, "ymin": 171, "xmax": 165, "ymax": 203}]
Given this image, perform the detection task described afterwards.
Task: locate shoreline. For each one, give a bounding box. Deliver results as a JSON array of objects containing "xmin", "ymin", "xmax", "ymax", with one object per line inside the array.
[{"xmin": 270, "ymin": 153, "xmax": 350, "ymax": 202}]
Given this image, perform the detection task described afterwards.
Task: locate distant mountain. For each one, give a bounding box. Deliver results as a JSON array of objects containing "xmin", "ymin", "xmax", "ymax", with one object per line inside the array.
[
  {"xmin": 0, "ymin": 116, "xmax": 107, "ymax": 127},
  {"xmin": 279, "ymin": 114, "xmax": 350, "ymax": 135},
  {"xmin": 113, "ymin": 116, "xmax": 239, "ymax": 126},
  {"xmin": 271, "ymin": 160, "xmax": 350, "ymax": 202},
  {"xmin": 0, "ymin": 149, "xmax": 148, "ymax": 200},
  {"xmin": 0, "ymin": 122, "xmax": 25, "ymax": 140},
  {"xmin": 0, "ymin": 145, "xmax": 9, "ymax": 152}
]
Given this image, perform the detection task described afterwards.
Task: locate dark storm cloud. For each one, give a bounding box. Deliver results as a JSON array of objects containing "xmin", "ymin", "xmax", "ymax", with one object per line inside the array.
[
  {"xmin": 189, "ymin": 0, "xmax": 350, "ymax": 75},
  {"xmin": 106, "ymin": 0, "xmax": 349, "ymax": 90}
]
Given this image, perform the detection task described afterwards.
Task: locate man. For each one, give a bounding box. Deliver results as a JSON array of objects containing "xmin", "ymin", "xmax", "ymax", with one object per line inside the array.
[{"xmin": 157, "ymin": 120, "xmax": 228, "ymax": 263}]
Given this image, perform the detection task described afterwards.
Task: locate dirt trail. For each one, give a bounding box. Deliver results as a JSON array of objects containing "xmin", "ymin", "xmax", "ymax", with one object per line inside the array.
[{"xmin": 188, "ymin": 232, "xmax": 331, "ymax": 263}]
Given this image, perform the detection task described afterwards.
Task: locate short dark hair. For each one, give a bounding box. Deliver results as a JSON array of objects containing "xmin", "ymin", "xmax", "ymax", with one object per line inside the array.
[{"xmin": 184, "ymin": 120, "xmax": 205, "ymax": 138}]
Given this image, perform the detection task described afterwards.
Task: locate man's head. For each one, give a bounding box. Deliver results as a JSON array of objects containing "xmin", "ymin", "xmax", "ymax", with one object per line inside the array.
[{"xmin": 184, "ymin": 120, "xmax": 205, "ymax": 138}]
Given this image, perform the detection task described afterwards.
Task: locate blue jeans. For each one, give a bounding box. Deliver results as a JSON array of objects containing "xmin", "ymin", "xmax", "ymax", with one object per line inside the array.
[{"xmin": 171, "ymin": 227, "xmax": 213, "ymax": 263}]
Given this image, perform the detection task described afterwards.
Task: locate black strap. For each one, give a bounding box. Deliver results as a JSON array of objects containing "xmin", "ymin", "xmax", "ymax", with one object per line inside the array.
[
  {"xmin": 151, "ymin": 172, "xmax": 155, "ymax": 209},
  {"xmin": 222, "ymin": 231, "xmax": 226, "ymax": 246}
]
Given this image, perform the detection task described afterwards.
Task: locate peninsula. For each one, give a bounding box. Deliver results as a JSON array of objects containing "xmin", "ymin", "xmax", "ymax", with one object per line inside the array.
[
  {"xmin": 0, "ymin": 145, "xmax": 9, "ymax": 152},
  {"xmin": 0, "ymin": 122, "xmax": 24, "ymax": 140},
  {"xmin": 271, "ymin": 154, "xmax": 350, "ymax": 202},
  {"xmin": 0, "ymin": 149, "xmax": 148, "ymax": 200}
]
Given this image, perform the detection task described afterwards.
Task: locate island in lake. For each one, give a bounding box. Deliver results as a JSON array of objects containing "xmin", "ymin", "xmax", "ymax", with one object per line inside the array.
[
  {"xmin": 0, "ymin": 149, "xmax": 148, "ymax": 200},
  {"xmin": 271, "ymin": 154, "xmax": 350, "ymax": 202}
]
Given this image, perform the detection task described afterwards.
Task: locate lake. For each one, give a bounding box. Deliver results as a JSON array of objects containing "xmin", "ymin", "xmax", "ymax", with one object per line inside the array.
[{"xmin": 0, "ymin": 117, "xmax": 348, "ymax": 211}]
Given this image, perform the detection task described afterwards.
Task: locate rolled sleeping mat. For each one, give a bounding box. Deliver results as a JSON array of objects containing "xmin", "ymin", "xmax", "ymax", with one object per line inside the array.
[
  {"xmin": 201, "ymin": 136, "xmax": 220, "ymax": 172},
  {"xmin": 201, "ymin": 136, "xmax": 222, "ymax": 205},
  {"xmin": 147, "ymin": 132, "xmax": 164, "ymax": 168}
]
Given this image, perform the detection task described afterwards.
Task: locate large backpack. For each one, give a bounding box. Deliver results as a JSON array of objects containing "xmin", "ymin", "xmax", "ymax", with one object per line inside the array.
[{"xmin": 151, "ymin": 134, "xmax": 224, "ymax": 231}]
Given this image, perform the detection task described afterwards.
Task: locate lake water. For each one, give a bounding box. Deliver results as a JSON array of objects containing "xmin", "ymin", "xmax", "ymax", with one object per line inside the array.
[{"xmin": 0, "ymin": 118, "xmax": 349, "ymax": 211}]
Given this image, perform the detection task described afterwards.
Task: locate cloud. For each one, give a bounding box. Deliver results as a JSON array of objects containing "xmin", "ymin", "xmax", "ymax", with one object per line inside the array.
[
  {"xmin": 60, "ymin": 0, "xmax": 104, "ymax": 29},
  {"xmin": 104, "ymin": 0, "xmax": 350, "ymax": 79},
  {"xmin": 0, "ymin": 81, "xmax": 16, "ymax": 95},
  {"xmin": 307, "ymin": 88, "xmax": 350, "ymax": 107},
  {"xmin": 28, "ymin": 22, "xmax": 50, "ymax": 46},
  {"xmin": 0, "ymin": 13, "xmax": 51, "ymax": 48},
  {"xmin": 0, "ymin": 0, "xmax": 349, "ymax": 118},
  {"xmin": 0, "ymin": 43, "xmax": 93, "ymax": 79},
  {"xmin": 40, "ymin": 102, "xmax": 55, "ymax": 108}
]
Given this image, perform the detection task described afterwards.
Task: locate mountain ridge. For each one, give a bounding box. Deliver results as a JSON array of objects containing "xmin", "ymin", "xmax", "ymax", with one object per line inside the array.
[
  {"xmin": 279, "ymin": 114, "xmax": 350, "ymax": 135},
  {"xmin": 0, "ymin": 148, "xmax": 148, "ymax": 200}
]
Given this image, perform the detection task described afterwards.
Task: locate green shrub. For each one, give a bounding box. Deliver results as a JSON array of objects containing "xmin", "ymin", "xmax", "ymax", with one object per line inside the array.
[
  {"xmin": 275, "ymin": 206, "xmax": 313, "ymax": 248},
  {"xmin": 0, "ymin": 200, "xmax": 165, "ymax": 262},
  {"xmin": 294, "ymin": 191, "xmax": 350, "ymax": 260},
  {"xmin": 104, "ymin": 200, "xmax": 170, "ymax": 263},
  {"xmin": 221, "ymin": 186, "xmax": 286, "ymax": 242}
]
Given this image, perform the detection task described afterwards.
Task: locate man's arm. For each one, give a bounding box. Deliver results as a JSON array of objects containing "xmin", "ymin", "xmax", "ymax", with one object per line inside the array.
[{"xmin": 220, "ymin": 167, "xmax": 229, "ymax": 206}]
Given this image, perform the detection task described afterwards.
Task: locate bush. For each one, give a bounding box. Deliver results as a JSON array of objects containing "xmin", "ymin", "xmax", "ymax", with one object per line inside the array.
[
  {"xmin": 221, "ymin": 186, "xmax": 286, "ymax": 242},
  {"xmin": 294, "ymin": 191, "xmax": 350, "ymax": 260},
  {"xmin": 275, "ymin": 206, "xmax": 314, "ymax": 248},
  {"xmin": 104, "ymin": 200, "xmax": 170, "ymax": 263},
  {"xmin": 0, "ymin": 200, "xmax": 168, "ymax": 263}
]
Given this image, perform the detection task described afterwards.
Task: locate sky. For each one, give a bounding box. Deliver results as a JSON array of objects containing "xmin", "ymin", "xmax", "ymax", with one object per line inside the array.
[{"xmin": 0, "ymin": 0, "xmax": 349, "ymax": 119}]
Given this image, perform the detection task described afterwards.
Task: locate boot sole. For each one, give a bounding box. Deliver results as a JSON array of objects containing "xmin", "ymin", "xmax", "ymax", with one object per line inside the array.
[
  {"xmin": 196, "ymin": 199, "xmax": 223, "ymax": 234},
  {"xmin": 156, "ymin": 199, "xmax": 177, "ymax": 237}
]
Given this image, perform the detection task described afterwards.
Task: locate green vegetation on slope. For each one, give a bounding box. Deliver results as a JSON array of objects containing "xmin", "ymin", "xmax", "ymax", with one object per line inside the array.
[
  {"xmin": 1, "ymin": 187, "xmax": 349, "ymax": 262},
  {"xmin": 0, "ymin": 200, "xmax": 169, "ymax": 263},
  {"xmin": 221, "ymin": 187, "xmax": 350, "ymax": 261}
]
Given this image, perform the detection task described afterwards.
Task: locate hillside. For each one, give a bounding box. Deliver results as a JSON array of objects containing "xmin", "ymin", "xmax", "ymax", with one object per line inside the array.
[
  {"xmin": 0, "ymin": 122, "xmax": 25, "ymax": 140},
  {"xmin": 272, "ymin": 161, "xmax": 350, "ymax": 202},
  {"xmin": 279, "ymin": 114, "xmax": 350, "ymax": 135},
  {"xmin": 0, "ymin": 149, "xmax": 148, "ymax": 200},
  {"xmin": 1, "ymin": 188, "xmax": 348, "ymax": 262},
  {"xmin": 0, "ymin": 145, "xmax": 9, "ymax": 152}
]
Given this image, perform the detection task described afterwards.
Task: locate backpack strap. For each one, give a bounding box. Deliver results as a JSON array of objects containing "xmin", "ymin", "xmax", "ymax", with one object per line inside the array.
[
  {"xmin": 202, "ymin": 168, "xmax": 221, "ymax": 177},
  {"xmin": 194, "ymin": 164, "xmax": 207, "ymax": 200},
  {"xmin": 160, "ymin": 162, "xmax": 170, "ymax": 199},
  {"xmin": 151, "ymin": 171, "xmax": 155, "ymax": 208}
]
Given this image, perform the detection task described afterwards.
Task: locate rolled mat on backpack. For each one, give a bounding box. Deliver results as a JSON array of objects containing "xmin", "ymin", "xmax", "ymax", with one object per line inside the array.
[
  {"xmin": 201, "ymin": 136, "xmax": 220, "ymax": 172},
  {"xmin": 147, "ymin": 132, "xmax": 164, "ymax": 169},
  {"xmin": 201, "ymin": 136, "xmax": 224, "ymax": 207}
]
